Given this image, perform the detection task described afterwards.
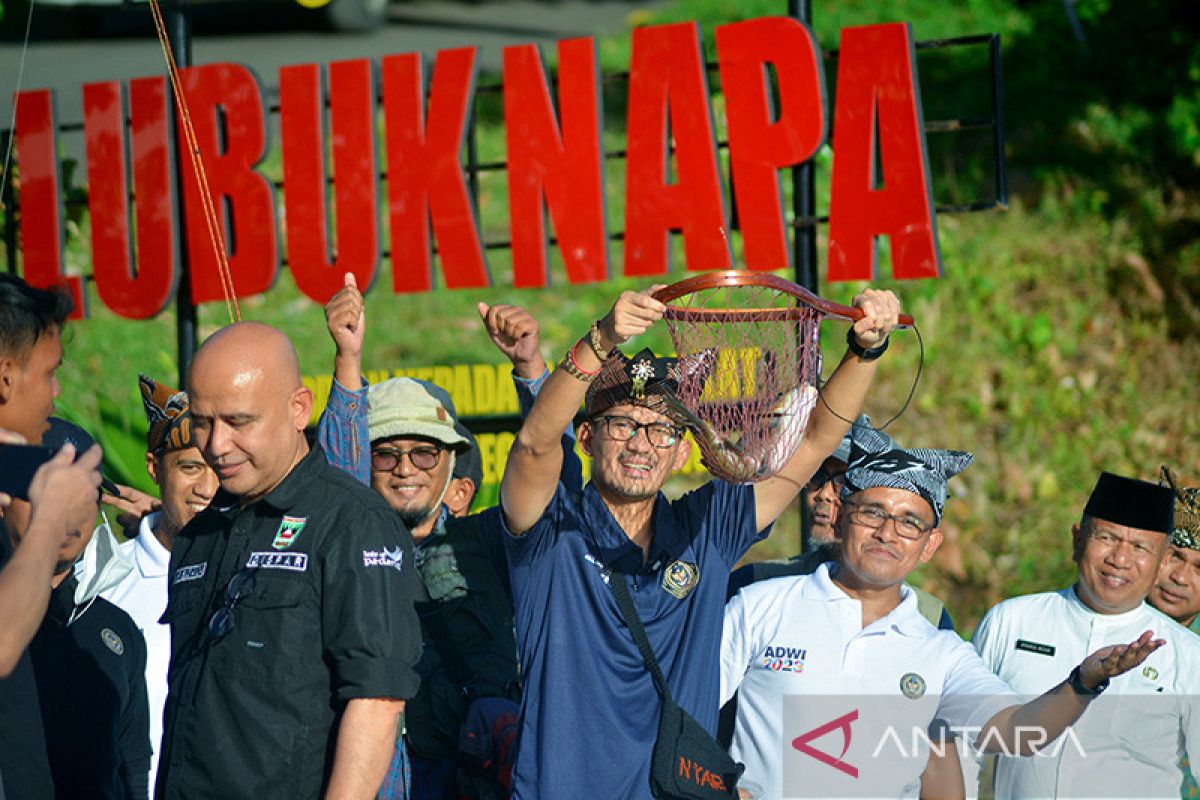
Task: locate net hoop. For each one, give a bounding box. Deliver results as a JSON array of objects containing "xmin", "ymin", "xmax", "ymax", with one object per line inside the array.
[
  {"xmin": 652, "ymin": 270, "xmax": 915, "ymax": 327},
  {"xmin": 651, "ymin": 271, "xmax": 911, "ymax": 484}
]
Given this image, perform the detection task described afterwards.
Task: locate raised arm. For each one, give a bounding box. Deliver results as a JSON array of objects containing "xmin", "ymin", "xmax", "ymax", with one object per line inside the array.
[
  {"xmin": 317, "ymin": 273, "xmax": 370, "ymax": 485},
  {"xmin": 979, "ymin": 631, "xmax": 1163, "ymax": 756},
  {"xmin": 499, "ymin": 287, "xmax": 664, "ymax": 535},
  {"xmin": 752, "ymin": 289, "xmax": 900, "ymax": 531}
]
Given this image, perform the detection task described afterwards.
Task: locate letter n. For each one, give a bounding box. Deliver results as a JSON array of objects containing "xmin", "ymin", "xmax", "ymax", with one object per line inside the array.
[
  {"xmin": 623, "ymin": 22, "xmax": 731, "ymax": 276},
  {"xmin": 678, "ymin": 756, "xmax": 692, "ymax": 780},
  {"xmin": 716, "ymin": 16, "xmax": 827, "ymax": 270},
  {"xmin": 503, "ymin": 39, "xmax": 608, "ymax": 288},
  {"xmin": 279, "ymin": 59, "xmax": 380, "ymax": 303},
  {"xmin": 85, "ymin": 77, "xmax": 177, "ymax": 319},
  {"xmin": 14, "ymin": 89, "xmax": 84, "ymax": 317},
  {"xmin": 827, "ymin": 23, "xmax": 941, "ymax": 281},
  {"xmin": 177, "ymin": 63, "xmax": 279, "ymax": 304},
  {"xmin": 381, "ymin": 48, "xmax": 488, "ymax": 293}
]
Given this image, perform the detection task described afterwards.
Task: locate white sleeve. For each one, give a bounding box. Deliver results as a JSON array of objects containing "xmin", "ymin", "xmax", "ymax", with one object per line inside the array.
[
  {"xmin": 971, "ymin": 604, "xmax": 1006, "ymax": 675},
  {"xmin": 1184, "ymin": 669, "xmax": 1200, "ymax": 772},
  {"xmin": 720, "ymin": 589, "xmax": 757, "ymax": 706},
  {"xmin": 938, "ymin": 639, "xmax": 1020, "ymax": 735}
]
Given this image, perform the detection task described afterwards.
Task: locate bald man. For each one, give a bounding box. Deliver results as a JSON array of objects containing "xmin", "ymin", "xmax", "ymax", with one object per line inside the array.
[{"xmin": 155, "ymin": 323, "xmax": 425, "ymax": 799}]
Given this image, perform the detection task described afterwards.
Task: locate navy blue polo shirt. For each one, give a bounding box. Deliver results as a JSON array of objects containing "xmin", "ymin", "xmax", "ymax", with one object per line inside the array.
[{"xmin": 504, "ymin": 479, "xmax": 762, "ymax": 799}]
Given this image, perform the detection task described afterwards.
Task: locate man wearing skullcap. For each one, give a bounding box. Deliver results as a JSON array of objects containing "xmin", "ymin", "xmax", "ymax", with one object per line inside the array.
[
  {"xmin": 721, "ymin": 435, "xmax": 1158, "ymax": 799},
  {"xmin": 1150, "ymin": 467, "xmax": 1200, "ymax": 634},
  {"xmin": 101, "ymin": 375, "xmax": 218, "ymax": 789},
  {"xmin": 974, "ymin": 472, "xmax": 1200, "ymax": 798},
  {"xmin": 499, "ymin": 285, "xmax": 903, "ymax": 798}
]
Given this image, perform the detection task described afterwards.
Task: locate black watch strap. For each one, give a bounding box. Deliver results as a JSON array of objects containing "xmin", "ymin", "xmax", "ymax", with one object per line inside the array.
[
  {"xmin": 846, "ymin": 328, "xmax": 889, "ymax": 361},
  {"xmin": 1068, "ymin": 664, "xmax": 1108, "ymax": 697}
]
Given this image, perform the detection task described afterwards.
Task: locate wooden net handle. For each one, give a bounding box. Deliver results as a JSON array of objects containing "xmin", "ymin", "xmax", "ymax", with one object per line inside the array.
[{"xmin": 651, "ymin": 271, "xmax": 914, "ymax": 328}]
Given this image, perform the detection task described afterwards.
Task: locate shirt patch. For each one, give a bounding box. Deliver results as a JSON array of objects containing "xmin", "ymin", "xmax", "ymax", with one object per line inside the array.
[
  {"xmin": 661, "ymin": 560, "xmax": 699, "ymax": 599},
  {"xmin": 761, "ymin": 644, "xmax": 807, "ymax": 673},
  {"xmin": 362, "ymin": 547, "xmax": 405, "ymax": 572},
  {"xmin": 173, "ymin": 562, "xmax": 207, "ymax": 584},
  {"xmin": 1014, "ymin": 638, "xmax": 1056, "ymax": 657},
  {"xmin": 1142, "ymin": 666, "xmax": 1159, "ymax": 681},
  {"xmin": 246, "ymin": 552, "xmax": 309, "ymax": 572},
  {"xmin": 273, "ymin": 515, "xmax": 306, "ymax": 550},
  {"xmin": 101, "ymin": 628, "xmax": 124, "ymax": 655},
  {"xmin": 900, "ymin": 672, "xmax": 926, "ymax": 699}
]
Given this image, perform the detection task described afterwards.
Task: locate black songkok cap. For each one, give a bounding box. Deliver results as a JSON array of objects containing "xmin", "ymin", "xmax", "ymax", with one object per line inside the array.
[{"xmin": 1083, "ymin": 471, "xmax": 1175, "ymax": 534}]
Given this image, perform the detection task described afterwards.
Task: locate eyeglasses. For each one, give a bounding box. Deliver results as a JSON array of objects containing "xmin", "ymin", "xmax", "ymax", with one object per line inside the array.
[
  {"xmin": 844, "ymin": 503, "xmax": 933, "ymax": 541},
  {"xmin": 807, "ymin": 468, "xmax": 846, "ymax": 493},
  {"xmin": 204, "ymin": 565, "xmax": 259, "ymax": 644},
  {"xmin": 371, "ymin": 445, "xmax": 444, "ymax": 472},
  {"xmin": 594, "ymin": 415, "xmax": 682, "ymax": 449}
]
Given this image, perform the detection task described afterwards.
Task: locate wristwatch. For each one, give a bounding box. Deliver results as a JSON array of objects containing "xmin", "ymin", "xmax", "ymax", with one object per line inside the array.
[
  {"xmin": 846, "ymin": 328, "xmax": 889, "ymax": 361},
  {"xmin": 1067, "ymin": 664, "xmax": 1108, "ymax": 697}
]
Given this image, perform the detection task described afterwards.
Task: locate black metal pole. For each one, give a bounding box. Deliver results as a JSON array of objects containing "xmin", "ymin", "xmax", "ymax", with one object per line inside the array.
[
  {"xmin": 2, "ymin": 132, "xmax": 18, "ymax": 274},
  {"xmin": 167, "ymin": 1, "xmax": 199, "ymax": 389},
  {"xmin": 790, "ymin": 0, "xmax": 817, "ymax": 555}
]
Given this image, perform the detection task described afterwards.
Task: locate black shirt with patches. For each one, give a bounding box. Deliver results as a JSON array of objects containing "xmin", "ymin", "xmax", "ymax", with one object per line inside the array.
[
  {"xmin": 0, "ymin": 519, "xmax": 55, "ymax": 800},
  {"xmin": 156, "ymin": 445, "xmax": 424, "ymax": 799},
  {"xmin": 29, "ymin": 574, "xmax": 151, "ymax": 800}
]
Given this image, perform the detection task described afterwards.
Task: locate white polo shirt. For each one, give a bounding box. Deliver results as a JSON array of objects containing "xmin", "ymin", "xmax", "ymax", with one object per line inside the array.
[
  {"xmin": 102, "ymin": 513, "xmax": 171, "ymax": 787},
  {"xmin": 722, "ymin": 563, "xmax": 1016, "ymax": 799},
  {"xmin": 973, "ymin": 587, "xmax": 1200, "ymax": 799}
]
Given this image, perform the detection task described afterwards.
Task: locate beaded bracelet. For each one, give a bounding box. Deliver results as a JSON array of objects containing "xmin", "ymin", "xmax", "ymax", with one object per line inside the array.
[
  {"xmin": 587, "ymin": 320, "xmax": 614, "ymax": 362},
  {"xmin": 559, "ymin": 339, "xmax": 600, "ymax": 382}
]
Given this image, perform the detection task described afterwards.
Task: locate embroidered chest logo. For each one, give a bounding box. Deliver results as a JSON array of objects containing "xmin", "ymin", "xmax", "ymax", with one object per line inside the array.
[
  {"xmin": 173, "ymin": 562, "xmax": 207, "ymax": 584},
  {"xmin": 273, "ymin": 515, "xmax": 307, "ymax": 550},
  {"xmin": 661, "ymin": 560, "xmax": 699, "ymax": 599},
  {"xmin": 100, "ymin": 628, "xmax": 124, "ymax": 655},
  {"xmin": 363, "ymin": 547, "xmax": 405, "ymax": 572},
  {"xmin": 899, "ymin": 672, "xmax": 926, "ymax": 699},
  {"xmin": 761, "ymin": 644, "xmax": 807, "ymax": 673},
  {"xmin": 246, "ymin": 552, "xmax": 309, "ymax": 572},
  {"xmin": 1143, "ymin": 666, "xmax": 1159, "ymax": 681}
]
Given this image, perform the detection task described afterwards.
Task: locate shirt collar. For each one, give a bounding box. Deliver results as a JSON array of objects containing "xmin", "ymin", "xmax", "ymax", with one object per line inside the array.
[
  {"xmin": 211, "ymin": 443, "xmax": 324, "ymax": 515},
  {"xmin": 810, "ymin": 562, "xmax": 926, "ymax": 637},
  {"xmin": 1064, "ymin": 583, "xmax": 1152, "ymax": 625},
  {"xmin": 135, "ymin": 512, "xmax": 172, "ymax": 577},
  {"xmin": 581, "ymin": 481, "xmax": 676, "ymax": 575}
]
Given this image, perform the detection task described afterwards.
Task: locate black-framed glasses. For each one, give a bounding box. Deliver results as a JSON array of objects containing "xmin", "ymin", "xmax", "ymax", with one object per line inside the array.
[
  {"xmin": 844, "ymin": 503, "xmax": 934, "ymax": 541},
  {"xmin": 371, "ymin": 445, "xmax": 444, "ymax": 472},
  {"xmin": 807, "ymin": 468, "xmax": 846, "ymax": 493},
  {"xmin": 205, "ymin": 565, "xmax": 259, "ymax": 644},
  {"xmin": 595, "ymin": 415, "xmax": 682, "ymax": 449}
]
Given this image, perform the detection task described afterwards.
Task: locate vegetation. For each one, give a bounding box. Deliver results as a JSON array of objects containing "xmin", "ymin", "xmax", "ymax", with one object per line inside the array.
[{"xmin": 2, "ymin": 0, "xmax": 1198, "ymax": 629}]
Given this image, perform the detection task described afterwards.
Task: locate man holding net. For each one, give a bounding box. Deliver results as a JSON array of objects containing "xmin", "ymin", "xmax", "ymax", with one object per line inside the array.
[{"xmin": 498, "ymin": 283, "xmax": 901, "ymax": 798}]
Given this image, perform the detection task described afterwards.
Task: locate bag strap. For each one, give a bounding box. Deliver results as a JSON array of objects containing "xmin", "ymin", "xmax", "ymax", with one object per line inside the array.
[{"xmin": 609, "ymin": 572, "xmax": 673, "ymax": 702}]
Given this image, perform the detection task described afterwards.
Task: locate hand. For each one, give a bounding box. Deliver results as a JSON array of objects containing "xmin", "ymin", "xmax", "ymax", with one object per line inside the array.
[
  {"xmin": 325, "ymin": 272, "xmax": 366, "ymax": 360},
  {"xmin": 1078, "ymin": 630, "xmax": 1165, "ymax": 688},
  {"xmin": 26, "ymin": 443, "xmax": 103, "ymax": 536},
  {"xmin": 597, "ymin": 285, "xmax": 667, "ymax": 348},
  {"xmin": 102, "ymin": 483, "xmax": 162, "ymax": 531},
  {"xmin": 476, "ymin": 303, "xmax": 546, "ymax": 379},
  {"xmin": 850, "ymin": 289, "xmax": 901, "ymax": 349}
]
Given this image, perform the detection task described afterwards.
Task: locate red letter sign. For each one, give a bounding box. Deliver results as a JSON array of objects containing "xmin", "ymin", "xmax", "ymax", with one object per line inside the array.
[
  {"xmin": 827, "ymin": 23, "xmax": 940, "ymax": 281},
  {"xmin": 85, "ymin": 77, "xmax": 177, "ymax": 319},
  {"xmin": 717, "ymin": 17, "xmax": 827, "ymax": 271},
  {"xmin": 624, "ymin": 22, "xmax": 731, "ymax": 276},
  {"xmin": 14, "ymin": 90, "xmax": 83, "ymax": 317},
  {"xmin": 178, "ymin": 63, "xmax": 278, "ymax": 305},
  {"xmin": 503, "ymin": 39, "xmax": 608, "ymax": 288},
  {"xmin": 280, "ymin": 59, "xmax": 380, "ymax": 303},
  {"xmin": 382, "ymin": 48, "xmax": 488, "ymax": 293}
]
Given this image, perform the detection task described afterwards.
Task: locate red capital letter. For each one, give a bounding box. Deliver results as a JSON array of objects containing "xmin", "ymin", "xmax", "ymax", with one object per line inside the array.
[
  {"xmin": 14, "ymin": 89, "xmax": 83, "ymax": 317},
  {"xmin": 178, "ymin": 63, "xmax": 278, "ymax": 305},
  {"xmin": 827, "ymin": 23, "xmax": 940, "ymax": 282},
  {"xmin": 280, "ymin": 59, "xmax": 380, "ymax": 304},
  {"xmin": 85, "ymin": 77, "xmax": 177, "ymax": 319},
  {"xmin": 623, "ymin": 22, "xmax": 731, "ymax": 276},
  {"xmin": 503, "ymin": 39, "xmax": 608, "ymax": 288},
  {"xmin": 382, "ymin": 48, "xmax": 488, "ymax": 293},
  {"xmin": 717, "ymin": 17, "xmax": 827, "ymax": 271}
]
